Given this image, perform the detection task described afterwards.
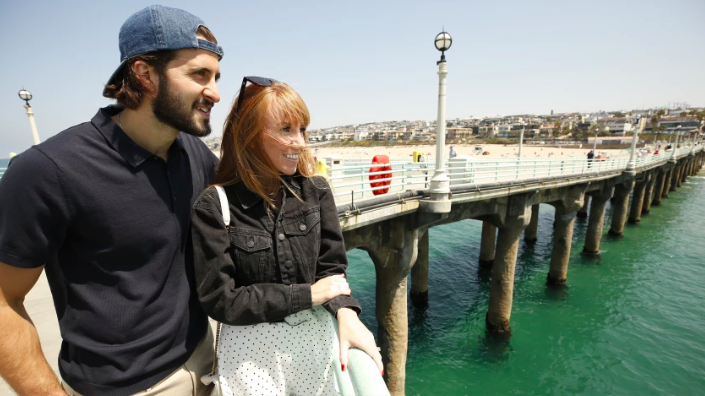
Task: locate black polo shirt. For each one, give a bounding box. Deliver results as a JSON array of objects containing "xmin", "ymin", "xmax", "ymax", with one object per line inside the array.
[{"xmin": 0, "ymin": 106, "xmax": 218, "ymax": 396}]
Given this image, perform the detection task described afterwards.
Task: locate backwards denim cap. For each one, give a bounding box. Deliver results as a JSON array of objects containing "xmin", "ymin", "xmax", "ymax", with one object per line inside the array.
[{"xmin": 103, "ymin": 5, "xmax": 224, "ymax": 96}]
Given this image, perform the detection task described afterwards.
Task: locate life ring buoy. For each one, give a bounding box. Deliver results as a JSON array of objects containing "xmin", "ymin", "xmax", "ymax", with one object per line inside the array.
[{"xmin": 369, "ymin": 155, "xmax": 392, "ymax": 195}]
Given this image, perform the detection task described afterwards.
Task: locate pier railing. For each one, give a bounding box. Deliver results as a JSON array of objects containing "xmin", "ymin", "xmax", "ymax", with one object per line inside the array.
[{"xmin": 328, "ymin": 145, "xmax": 702, "ymax": 203}]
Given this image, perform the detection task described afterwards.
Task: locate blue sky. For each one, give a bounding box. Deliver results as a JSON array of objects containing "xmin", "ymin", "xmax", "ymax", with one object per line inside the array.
[{"xmin": 1, "ymin": 0, "xmax": 704, "ymax": 156}]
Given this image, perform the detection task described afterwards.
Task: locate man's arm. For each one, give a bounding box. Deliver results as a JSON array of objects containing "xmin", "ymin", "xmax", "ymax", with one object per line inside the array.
[{"xmin": 0, "ymin": 261, "xmax": 67, "ymax": 396}]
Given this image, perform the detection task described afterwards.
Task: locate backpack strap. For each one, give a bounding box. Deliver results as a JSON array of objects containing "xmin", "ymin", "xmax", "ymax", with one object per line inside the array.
[{"xmin": 214, "ymin": 185, "xmax": 230, "ymax": 228}]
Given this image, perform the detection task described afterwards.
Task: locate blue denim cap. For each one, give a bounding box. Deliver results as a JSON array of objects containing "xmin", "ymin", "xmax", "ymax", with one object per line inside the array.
[{"xmin": 104, "ymin": 5, "xmax": 224, "ymax": 95}]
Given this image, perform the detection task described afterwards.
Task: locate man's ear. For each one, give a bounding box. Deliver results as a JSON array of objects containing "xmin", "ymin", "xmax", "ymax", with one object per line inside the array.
[{"xmin": 131, "ymin": 60, "xmax": 159, "ymax": 95}]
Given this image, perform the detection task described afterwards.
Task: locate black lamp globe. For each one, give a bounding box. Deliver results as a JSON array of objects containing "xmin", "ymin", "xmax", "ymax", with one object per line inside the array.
[
  {"xmin": 434, "ymin": 31, "xmax": 452, "ymax": 63},
  {"xmin": 18, "ymin": 89, "xmax": 32, "ymax": 105}
]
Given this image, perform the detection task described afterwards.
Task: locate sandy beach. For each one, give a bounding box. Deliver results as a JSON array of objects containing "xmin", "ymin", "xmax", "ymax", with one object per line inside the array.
[{"xmin": 307, "ymin": 143, "xmax": 628, "ymax": 161}]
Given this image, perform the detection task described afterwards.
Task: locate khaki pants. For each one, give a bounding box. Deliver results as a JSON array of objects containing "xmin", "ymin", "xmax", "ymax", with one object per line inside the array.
[{"xmin": 63, "ymin": 325, "xmax": 215, "ymax": 396}]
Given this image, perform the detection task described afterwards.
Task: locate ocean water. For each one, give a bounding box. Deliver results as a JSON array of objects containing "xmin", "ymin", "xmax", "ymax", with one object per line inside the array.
[{"xmin": 346, "ymin": 174, "xmax": 705, "ymax": 395}]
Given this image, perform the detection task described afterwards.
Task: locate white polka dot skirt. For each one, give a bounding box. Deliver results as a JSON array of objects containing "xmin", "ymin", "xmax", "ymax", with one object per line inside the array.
[{"xmin": 216, "ymin": 306, "xmax": 341, "ymax": 396}]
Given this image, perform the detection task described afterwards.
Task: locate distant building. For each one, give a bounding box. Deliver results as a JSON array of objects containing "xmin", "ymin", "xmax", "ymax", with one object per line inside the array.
[
  {"xmin": 596, "ymin": 117, "xmax": 633, "ymax": 136},
  {"xmin": 658, "ymin": 118, "xmax": 699, "ymax": 134},
  {"xmin": 446, "ymin": 127, "xmax": 476, "ymax": 140}
]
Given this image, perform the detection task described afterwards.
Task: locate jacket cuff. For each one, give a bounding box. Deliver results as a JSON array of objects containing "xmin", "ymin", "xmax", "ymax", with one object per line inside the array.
[
  {"xmin": 290, "ymin": 283, "xmax": 312, "ymax": 313},
  {"xmin": 323, "ymin": 295, "xmax": 362, "ymax": 318}
]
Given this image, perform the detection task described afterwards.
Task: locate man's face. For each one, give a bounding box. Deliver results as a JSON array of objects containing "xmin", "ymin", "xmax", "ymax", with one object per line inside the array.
[{"xmin": 152, "ymin": 49, "xmax": 221, "ymax": 137}]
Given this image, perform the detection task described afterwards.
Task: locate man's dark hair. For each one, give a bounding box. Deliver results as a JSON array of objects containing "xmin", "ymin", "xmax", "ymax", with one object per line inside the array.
[{"xmin": 103, "ymin": 26, "xmax": 218, "ymax": 109}]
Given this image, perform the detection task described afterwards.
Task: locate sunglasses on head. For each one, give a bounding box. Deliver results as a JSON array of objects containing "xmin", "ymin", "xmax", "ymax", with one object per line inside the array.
[{"xmin": 235, "ymin": 76, "xmax": 279, "ymax": 116}]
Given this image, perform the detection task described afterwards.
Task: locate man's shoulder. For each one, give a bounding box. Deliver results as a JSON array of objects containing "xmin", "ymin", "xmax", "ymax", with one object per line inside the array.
[{"xmin": 33, "ymin": 121, "xmax": 100, "ymax": 159}]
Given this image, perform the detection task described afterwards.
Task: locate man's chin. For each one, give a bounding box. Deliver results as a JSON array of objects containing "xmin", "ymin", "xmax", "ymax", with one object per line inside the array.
[{"xmin": 183, "ymin": 121, "xmax": 212, "ymax": 138}]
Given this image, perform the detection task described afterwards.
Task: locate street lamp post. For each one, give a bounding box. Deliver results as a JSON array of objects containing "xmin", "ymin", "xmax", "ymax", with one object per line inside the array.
[
  {"xmin": 593, "ymin": 127, "xmax": 599, "ymax": 153},
  {"xmin": 18, "ymin": 89, "xmax": 41, "ymax": 145},
  {"xmin": 625, "ymin": 114, "xmax": 642, "ymax": 175},
  {"xmin": 424, "ymin": 30, "xmax": 453, "ymax": 213},
  {"xmin": 669, "ymin": 125, "xmax": 681, "ymax": 163},
  {"xmin": 518, "ymin": 123, "xmax": 525, "ymax": 158}
]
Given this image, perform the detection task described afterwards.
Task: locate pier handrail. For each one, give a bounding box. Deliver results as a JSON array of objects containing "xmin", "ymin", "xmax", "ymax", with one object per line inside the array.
[{"xmin": 328, "ymin": 145, "xmax": 703, "ymax": 204}]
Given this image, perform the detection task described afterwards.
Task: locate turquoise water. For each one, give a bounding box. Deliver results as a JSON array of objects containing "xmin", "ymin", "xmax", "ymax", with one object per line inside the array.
[{"xmin": 347, "ymin": 175, "xmax": 705, "ymax": 395}]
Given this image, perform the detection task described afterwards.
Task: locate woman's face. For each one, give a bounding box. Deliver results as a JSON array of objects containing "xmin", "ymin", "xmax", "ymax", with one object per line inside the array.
[{"xmin": 260, "ymin": 109, "xmax": 307, "ymax": 175}]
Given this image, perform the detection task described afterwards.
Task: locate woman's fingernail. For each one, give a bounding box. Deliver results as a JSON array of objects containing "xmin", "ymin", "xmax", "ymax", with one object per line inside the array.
[
  {"xmin": 342, "ymin": 364, "xmax": 346, "ymax": 371},
  {"xmin": 382, "ymin": 370, "xmax": 385, "ymax": 376}
]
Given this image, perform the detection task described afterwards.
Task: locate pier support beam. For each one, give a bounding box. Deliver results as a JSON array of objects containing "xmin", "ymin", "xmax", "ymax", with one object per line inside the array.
[
  {"xmin": 524, "ymin": 204, "xmax": 540, "ymax": 243},
  {"xmin": 676, "ymin": 164, "xmax": 683, "ymax": 187},
  {"xmin": 664, "ymin": 167, "xmax": 674, "ymax": 196},
  {"xmin": 609, "ymin": 180, "xmax": 634, "ymax": 236},
  {"xmin": 583, "ymin": 186, "xmax": 614, "ymax": 256},
  {"xmin": 547, "ymin": 188, "xmax": 585, "ymax": 286},
  {"xmin": 576, "ymin": 194, "xmax": 589, "ymax": 219},
  {"xmin": 642, "ymin": 172, "xmax": 657, "ymax": 214},
  {"xmin": 486, "ymin": 196, "xmax": 532, "ymax": 336},
  {"xmin": 479, "ymin": 222, "xmax": 496, "ymax": 269},
  {"xmin": 652, "ymin": 167, "xmax": 668, "ymax": 206},
  {"xmin": 410, "ymin": 230, "xmax": 429, "ymax": 308},
  {"xmin": 628, "ymin": 175, "xmax": 650, "ymax": 223},
  {"xmin": 344, "ymin": 216, "xmax": 421, "ymax": 396},
  {"xmin": 669, "ymin": 166, "xmax": 678, "ymax": 192}
]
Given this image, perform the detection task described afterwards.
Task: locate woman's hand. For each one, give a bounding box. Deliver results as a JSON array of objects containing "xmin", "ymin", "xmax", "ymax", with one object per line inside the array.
[
  {"xmin": 311, "ymin": 274, "xmax": 351, "ymax": 306},
  {"xmin": 337, "ymin": 307, "xmax": 384, "ymax": 376}
]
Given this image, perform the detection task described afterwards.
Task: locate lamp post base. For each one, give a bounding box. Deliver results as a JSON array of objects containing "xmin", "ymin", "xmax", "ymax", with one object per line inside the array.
[
  {"xmin": 422, "ymin": 173, "xmax": 451, "ymax": 213},
  {"xmin": 420, "ymin": 193, "xmax": 452, "ymax": 213}
]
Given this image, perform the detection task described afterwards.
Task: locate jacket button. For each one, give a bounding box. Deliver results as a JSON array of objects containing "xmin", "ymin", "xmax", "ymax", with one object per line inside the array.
[
  {"xmin": 285, "ymin": 260, "xmax": 292, "ymax": 267},
  {"xmin": 299, "ymin": 224, "xmax": 306, "ymax": 231},
  {"xmin": 278, "ymin": 233, "xmax": 285, "ymax": 241},
  {"xmin": 247, "ymin": 240, "xmax": 255, "ymax": 248}
]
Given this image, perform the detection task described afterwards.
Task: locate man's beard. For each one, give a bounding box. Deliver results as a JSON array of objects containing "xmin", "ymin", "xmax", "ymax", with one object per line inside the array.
[{"xmin": 152, "ymin": 77, "xmax": 213, "ymax": 138}]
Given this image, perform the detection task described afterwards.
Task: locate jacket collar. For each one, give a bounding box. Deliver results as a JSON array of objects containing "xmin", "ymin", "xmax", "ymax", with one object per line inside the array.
[{"xmin": 233, "ymin": 174, "xmax": 303, "ymax": 210}]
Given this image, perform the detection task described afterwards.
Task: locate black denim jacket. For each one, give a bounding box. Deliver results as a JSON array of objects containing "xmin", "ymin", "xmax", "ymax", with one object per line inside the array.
[{"xmin": 190, "ymin": 174, "xmax": 361, "ymax": 326}]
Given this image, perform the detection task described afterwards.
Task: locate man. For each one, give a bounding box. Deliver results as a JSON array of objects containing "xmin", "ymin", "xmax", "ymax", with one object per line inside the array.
[
  {"xmin": 0, "ymin": 6, "xmax": 223, "ymax": 396},
  {"xmin": 587, "ymin": 149, "xmax": 595, "ymax": 168},
  {"xmin": 449, "ymin": 145, "xmax": 457, "ymax": 159}
]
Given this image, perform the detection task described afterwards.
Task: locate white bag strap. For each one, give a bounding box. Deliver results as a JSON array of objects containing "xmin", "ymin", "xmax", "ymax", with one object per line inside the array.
[
  {"xmin": 214, "ymin": 185, "xmax": 230, "ymax": 228},
  {"xmin": 208, "ymin": 185, "xmax": 229, "ymax": 380}
]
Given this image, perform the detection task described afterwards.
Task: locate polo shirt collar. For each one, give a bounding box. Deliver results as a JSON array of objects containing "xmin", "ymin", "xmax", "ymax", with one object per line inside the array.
[
  {"xmin": 92, "ymin": 106, "xmax": 186, "ymax": 168},
  {"xmin": 234, "ymin": 174, "xmax": 303, "ymax": 210}
]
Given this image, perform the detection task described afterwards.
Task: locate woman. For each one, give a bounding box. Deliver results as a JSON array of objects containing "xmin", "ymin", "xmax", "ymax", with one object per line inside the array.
[{"xmin": 190, "ymin": 77, "xmax": 383, "ymax": 395}]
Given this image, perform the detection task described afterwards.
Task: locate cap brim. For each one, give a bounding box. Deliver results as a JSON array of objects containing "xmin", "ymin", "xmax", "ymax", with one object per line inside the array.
[{"xmin": 103, "ymin": 59, "xmax": 128, "ymax": 97}]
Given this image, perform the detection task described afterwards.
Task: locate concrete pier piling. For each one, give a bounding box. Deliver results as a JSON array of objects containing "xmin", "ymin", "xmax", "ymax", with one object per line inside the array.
[
  {"xmin": 609, "ymin": 180, "xmax": 634, "ymax": 236},
  {"xmin": 479, "ymin": 222, "xmax": 497, "ymax": 268},
  {"xmin": 547, "ymin": 189, "xmax": 584, "ymax": 285},
  {"xmin": 576, "ymin": 194, "xmax": 589, "ymax": 219},
  {"xmin": 676, "ymin": 166, "xmax": 684, "ymax": 188},
  {"xmin": 664, "ymin": 167, "xmax": 674, "ymax": 197},
  {"xmin": 524, "ymin": 204, "xmax": 540, "ymax": 243},
  {"xmin": 669, "ymin": 166, "xmax": 678, "ymax": 192},
  {"xmin": 486, "ymin": 198, "xmax": 532, "ymax": 336},
  {"xmin": 642, "ymin": 172, "xmax": 657, "ymax": 214},
  {"xmin": 583, "ymin": 186, "xmax": 614, "ymax": 256},
  {"xmin": 410, "ymin": 230, "xmax": 429, "ymax": 308},
  {"xmin": 628, "ymin": 175, "xmax": 650, "ymax": 223},
  {"xmin": 344, "ymin": 217, "xmax": 420, "ymax": 396},
  {"xmin": 652, "ymin": 168, "xmax": 668, "ymax": 206}
]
